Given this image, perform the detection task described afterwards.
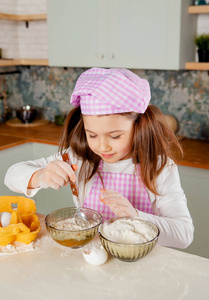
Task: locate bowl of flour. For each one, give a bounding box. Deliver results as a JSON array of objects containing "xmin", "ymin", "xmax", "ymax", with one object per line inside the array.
[
  {"xmin": 99, "ymin": 217, "xmax": 159, "ymax": 262},
  {"xmin": 45, "ymin": 207, "xmax": 103, "ymax": 249}
]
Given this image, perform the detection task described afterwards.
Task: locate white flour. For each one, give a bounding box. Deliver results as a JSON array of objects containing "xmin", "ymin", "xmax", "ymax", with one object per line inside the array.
[
  {"xmin": 51, "ymin": 217, "xmax": 97, "ymax": 231},
  {"xmin": 0, "ymin": 242, "xmax": 35, "ymax": 256},
  {"xmin": 101, "ymin": 219, "xmax": 157, "ymax": 244}
]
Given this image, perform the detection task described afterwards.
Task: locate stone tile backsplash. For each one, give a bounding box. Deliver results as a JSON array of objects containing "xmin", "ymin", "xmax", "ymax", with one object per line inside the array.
[{"xmin": 0, "ymin": 66, "xmax": 209, "ymax": 140}]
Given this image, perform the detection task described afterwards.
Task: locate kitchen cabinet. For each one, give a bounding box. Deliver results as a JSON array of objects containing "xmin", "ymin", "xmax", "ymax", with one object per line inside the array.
[
  {"xmin": 178, "ymin": 165, "xmax": 209, "ymax": 259},
  {"xmin": 47, "ymin": 0, "xmax": 197, "ymax": 70},
  {"xmin": 0, "ymin": 143, "xmax": 73, "ymax": 215}
]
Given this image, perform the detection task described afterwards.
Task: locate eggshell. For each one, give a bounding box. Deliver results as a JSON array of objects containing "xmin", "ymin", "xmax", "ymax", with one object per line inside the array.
[
  {"xmin": 83, "ymin": 246, "xmax": 108, "ymax": 266},
  {"xmin": 0, "ymin": 212, "xmax": 12, "ymax": 227}
]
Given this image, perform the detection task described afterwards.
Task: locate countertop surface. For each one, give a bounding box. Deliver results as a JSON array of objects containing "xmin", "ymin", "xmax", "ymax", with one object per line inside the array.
[
  {"xmin": 0, "ymin": 215, "xmax": 209, "ymax": 300},
  {"xmin": 0, "ymin": 122, "xmax": 209, "ymax": 169}
]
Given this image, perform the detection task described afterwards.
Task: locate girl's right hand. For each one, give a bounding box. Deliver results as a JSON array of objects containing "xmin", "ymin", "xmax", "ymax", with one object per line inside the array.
[{"xmin": 28, "ymin": 160, "xmax": 77, "ymax": 190}]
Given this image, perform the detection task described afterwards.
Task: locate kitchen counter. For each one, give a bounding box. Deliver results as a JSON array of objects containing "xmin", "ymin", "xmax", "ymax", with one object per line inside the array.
[
  {"xmin": 0, "ymin": 215, "xmax": 209, "ymax": 300},
  {"xmin": 0, "ymin": 122, "xmax": 209, "ymax": 169},
  {"xmin": 0, "ymin": 122, "xmax": 62, "ymax": 147}
]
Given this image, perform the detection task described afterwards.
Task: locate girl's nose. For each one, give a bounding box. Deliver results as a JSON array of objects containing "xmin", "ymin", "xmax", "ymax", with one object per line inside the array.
[{"xmin": 99, "ymin": 138, "xmax": 112, "ymax": 152}]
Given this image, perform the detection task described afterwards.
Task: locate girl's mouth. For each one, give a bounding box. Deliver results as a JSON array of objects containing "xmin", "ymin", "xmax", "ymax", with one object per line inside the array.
[{"xmin": 101, "ymin": 153, "xmax": 115, "ymax": 159}]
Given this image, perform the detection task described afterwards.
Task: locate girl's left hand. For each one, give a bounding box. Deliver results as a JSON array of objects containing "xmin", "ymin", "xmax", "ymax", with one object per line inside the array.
[{"xmin": 100, "ymin": 189, "xmax": 137, "ymax": 218}]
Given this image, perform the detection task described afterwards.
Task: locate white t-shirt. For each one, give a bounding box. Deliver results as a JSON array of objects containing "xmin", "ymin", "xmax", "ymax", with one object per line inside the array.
[{"xmin": 4, "ymin": 149, "xmax": 194, "ymax": 249}]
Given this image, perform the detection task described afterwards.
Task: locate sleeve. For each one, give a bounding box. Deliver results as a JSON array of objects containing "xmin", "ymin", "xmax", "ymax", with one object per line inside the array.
[
  {"xmin": 136, "ymin": 158, "xmax": 194, "ymax": 249},
  {"xmin": 4, "ymin": 152, "xmax": 63, "ymax": 197}
]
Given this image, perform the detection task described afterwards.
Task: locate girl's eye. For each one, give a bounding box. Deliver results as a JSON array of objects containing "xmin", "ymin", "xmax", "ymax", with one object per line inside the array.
[
  {"xmin": 111, "ymin": 135, "xmax": 121, "ymax": 140},
  {"xmin": 89, "ymin": 134, "xmax": 97, "ymax": 138}
]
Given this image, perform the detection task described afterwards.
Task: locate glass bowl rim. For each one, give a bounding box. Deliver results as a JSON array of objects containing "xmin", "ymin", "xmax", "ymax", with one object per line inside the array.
[
  {"xmin": 98, "ymin": 217, "xmax": 160, "ymax": 246},
  {"xmin": 45, "ymin": 207, "xmax": 103, "ymax": 233}
]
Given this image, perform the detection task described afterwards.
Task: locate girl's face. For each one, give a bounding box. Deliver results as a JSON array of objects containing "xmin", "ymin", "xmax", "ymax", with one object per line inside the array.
[{"xmin": 83, "ymin": 114, "xmax": 135, "ymax": 163}]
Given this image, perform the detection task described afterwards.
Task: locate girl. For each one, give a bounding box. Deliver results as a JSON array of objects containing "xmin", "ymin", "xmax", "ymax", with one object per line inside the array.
[{"xmin": 4, "ymin": 68, "xmax": 194, "ymax": 249}]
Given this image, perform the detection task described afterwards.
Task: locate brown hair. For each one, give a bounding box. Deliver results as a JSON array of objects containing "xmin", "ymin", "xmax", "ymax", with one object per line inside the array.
[{"xmin": 59, "ymin": 105, "xmax": 183, "ymax": 195}]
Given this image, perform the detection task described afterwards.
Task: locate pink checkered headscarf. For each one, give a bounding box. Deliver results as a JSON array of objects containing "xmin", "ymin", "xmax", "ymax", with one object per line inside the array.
[{"xmin": 70, "ymin": 68, "xmax": 151, "ymax": 115}]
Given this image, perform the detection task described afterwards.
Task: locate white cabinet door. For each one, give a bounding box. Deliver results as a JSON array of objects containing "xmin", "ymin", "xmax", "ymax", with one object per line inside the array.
[
  {"xmin": 108, "ymin": 0, "xmax": 196, "ymax": 69},
  {"xmin": 47, "ymin": 0, "xmax": 108, "ymax": 67},
  {"xmin": 178, "ymin": 165, "xmax": 209, "ymax": 259},
  {"xmin": 47, "ymin": 0, "xmax": 196, "ymax": 70}
]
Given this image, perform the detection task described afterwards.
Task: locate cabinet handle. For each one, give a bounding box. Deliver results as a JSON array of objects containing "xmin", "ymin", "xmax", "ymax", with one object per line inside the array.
[
  {"xmin": 99, "ymin": 53, "xmax": 104, "ymax": 59},
  {"xmin": 109, "ymin": 53, "xmax": 114, "ymax": 59}
]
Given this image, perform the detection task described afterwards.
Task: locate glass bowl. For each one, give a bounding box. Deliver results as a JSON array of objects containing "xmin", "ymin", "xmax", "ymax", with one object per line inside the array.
[
  {"xmin": 45, "ymin": 207, "xmax": 103, "ymax": 249},
  {"xmin": 99, "ymin": 217, "xmax": 160, "ymax": 262}
]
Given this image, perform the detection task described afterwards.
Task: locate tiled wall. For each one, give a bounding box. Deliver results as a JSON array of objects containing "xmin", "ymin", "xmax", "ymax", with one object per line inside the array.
[
  {"xmin": 0, "ymin": 0, "xmax": 48, "ymax": 59},
  {"xmin": 0, "ymin": 1, "xmax": 209, "ymax": 140},
  {"xmin": 0, "ymin": 0, "xmax": 18, "ymax": 14}
]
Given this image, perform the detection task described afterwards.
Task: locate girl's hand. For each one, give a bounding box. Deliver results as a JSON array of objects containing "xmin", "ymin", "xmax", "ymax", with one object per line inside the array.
[
  {"xmin": 28, "ymin": 160, "xmax": 77, "ymax": 190},
  {"xmin": 100, "ymin": 189, "xmax": 137, "ymax": 218}
]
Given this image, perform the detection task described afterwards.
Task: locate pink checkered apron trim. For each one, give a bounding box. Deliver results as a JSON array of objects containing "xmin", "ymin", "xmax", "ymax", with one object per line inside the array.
[
  {"xmin": 70, "ymin": 68, "xmax": 151, "ymax": 115},
  {"xmin": 83, "ymin": 161, "xmax": 153, "ymax": 220}
]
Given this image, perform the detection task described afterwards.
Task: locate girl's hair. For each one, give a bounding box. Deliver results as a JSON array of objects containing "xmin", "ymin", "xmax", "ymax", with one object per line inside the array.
[{"xmin": 59, "ymin": 105, "xmax": 183, "ymax": 195}]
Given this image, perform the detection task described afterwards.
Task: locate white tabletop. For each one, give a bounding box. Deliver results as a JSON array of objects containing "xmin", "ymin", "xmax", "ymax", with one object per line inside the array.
[{"xmin": 0, "ymin": 215, "xmax": 209, "ymax": 300}]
